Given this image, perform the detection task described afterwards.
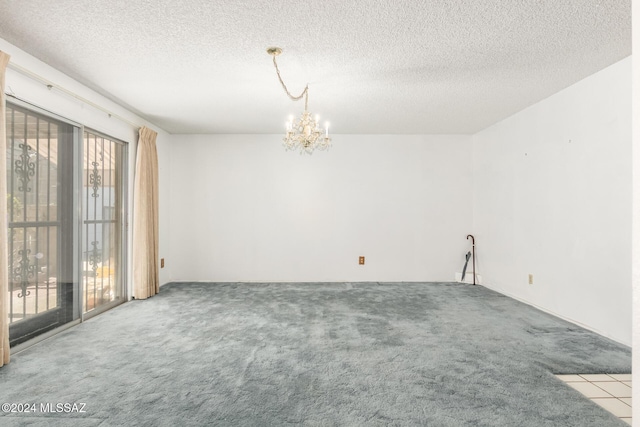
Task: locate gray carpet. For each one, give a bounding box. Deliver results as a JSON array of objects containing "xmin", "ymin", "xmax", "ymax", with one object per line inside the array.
[{"xmin": 0, "ymin": 282, "xmax": 631, "ymax": 426}]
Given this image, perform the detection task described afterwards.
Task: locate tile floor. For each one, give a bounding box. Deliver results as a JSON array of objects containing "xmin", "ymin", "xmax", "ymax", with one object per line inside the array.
[{"xmin": 556, "ymin": 374, "xmax": 632, "ymax": 425}]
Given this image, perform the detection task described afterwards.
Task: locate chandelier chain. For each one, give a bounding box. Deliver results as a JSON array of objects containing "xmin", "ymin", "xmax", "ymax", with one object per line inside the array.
[{"xmin": 272, "ymin": 56, "xmax": 309, "ymax": 110}]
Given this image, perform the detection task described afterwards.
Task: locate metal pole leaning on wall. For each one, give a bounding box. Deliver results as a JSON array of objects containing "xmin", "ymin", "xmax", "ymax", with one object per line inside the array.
[{"xmin": 466, "ymin": 234, "xmax": 476, "ymax": 285}]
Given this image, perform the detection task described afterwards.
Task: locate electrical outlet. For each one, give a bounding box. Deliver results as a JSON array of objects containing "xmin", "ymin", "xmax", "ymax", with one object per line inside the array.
[
  {"xmin": 161, "ymin": 258, "xmax": 165, "ymax": 268},
  {"xmin": 528, "ymin": 274, "xmax": 533, "ymax": 285},
  {"xmin": 359, "ymin": 256, "xmax": 365, "ymax": 265}
]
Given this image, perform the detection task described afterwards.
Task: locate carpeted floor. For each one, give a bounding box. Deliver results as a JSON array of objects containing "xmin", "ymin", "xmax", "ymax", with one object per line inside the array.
[{"xmin": 0, "ymin": 282, "xmax": 632, "ymax": 426}]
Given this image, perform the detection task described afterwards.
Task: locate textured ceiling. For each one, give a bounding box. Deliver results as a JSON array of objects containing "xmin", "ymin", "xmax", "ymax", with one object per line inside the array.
[{"xmin": 0, "ymin": 0, "xmax": 631, "ymax": 134}]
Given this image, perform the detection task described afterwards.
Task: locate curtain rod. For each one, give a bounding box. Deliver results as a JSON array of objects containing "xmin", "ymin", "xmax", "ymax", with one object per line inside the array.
[{"xmin": 7, "ymin": 61, "xmax": 143, "ymax": 129}]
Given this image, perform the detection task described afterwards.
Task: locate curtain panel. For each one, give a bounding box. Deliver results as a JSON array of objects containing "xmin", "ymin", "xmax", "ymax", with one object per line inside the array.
[
  {"xmin": 132, "ymin": 126, "xmax": 159, "ymax": 299},
  {"xmin": 0, "ymin": 51, "xmax": 11, "ymax": 367}
]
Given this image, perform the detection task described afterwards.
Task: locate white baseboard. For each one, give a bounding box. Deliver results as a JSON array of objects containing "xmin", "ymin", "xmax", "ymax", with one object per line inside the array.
[{"xmin": 481, "ymin": 282, "xmax": 631, "ymax": 348}]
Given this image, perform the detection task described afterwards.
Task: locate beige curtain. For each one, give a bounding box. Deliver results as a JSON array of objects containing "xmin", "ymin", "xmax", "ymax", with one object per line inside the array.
[
  {"xmin": 0, "ymin": 51, "xmax": 11, "ymax": 367},
  {"xmin": 133, "ymin": 126, "xmax": 159, "ymax": 299}
]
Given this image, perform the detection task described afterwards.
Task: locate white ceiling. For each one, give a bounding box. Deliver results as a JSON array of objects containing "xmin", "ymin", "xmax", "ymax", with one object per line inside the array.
[{"xmin": 0, "ymin": 0, "xmax": 631, "ymax": 135}]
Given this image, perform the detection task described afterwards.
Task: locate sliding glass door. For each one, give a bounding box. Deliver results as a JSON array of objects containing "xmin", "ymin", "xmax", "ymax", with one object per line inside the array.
[
  {"xmin": 6, "ymin": 102, "xmax": 128, "ymax": 346},
  {"xmin": 6, "ymin": 103, "xmax": 79, "ymax": 346}
]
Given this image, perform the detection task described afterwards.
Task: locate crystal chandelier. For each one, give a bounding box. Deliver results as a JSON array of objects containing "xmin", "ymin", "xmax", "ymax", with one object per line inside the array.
[{"xmin": 267, "ymin": 47, "xmax": 331, "ymax": 155}]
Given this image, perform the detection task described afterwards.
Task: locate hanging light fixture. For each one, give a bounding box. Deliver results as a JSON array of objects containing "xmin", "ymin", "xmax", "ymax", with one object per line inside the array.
[{"xmin": 267, "ymin": 47, "xmax": 331, "ymax": 155}]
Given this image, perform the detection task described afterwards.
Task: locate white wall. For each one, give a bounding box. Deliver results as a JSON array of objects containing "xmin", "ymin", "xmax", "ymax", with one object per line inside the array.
[
  {"xmin": 631, "ymin": 2, "xmax": 639, "ymax": 421},
  {"xmin": 155, "ymin": 135, "xmax": 172, "ymax": 286},
  {"xmin": 0, "ymin": 38, "xmax": 173, "ymax": 292},
  {"xmin": 473, "ymin": 57, "xmax": 632, "ymax": 345},
  {"xmin": 168, "ymin": 134, "xmax": 473, "ymax": 282}
]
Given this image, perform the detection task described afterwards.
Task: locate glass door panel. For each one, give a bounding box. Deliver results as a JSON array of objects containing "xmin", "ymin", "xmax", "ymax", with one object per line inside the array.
[
  {"xmin": 82, "ymin": 130, "xmax": 126, "ymax": 314},
  {"xmin": 6, "ymin": 103, "xmax": 79, "ymax": 346}
]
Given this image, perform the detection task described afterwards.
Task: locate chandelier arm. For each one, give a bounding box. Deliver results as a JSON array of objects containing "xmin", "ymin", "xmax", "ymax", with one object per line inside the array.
[{"xmin": 272, "ymin": 56, "xmax": 308, "ymax": 102}]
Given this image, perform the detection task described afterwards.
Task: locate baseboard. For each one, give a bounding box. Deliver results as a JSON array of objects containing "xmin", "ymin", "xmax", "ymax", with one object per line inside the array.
[
  {"xmin": 480, "ymin": 282, "xmax": 631, "ymax": 348},
  {"xmin": 163, "ymin": 280, "xmax": 461, "ymax": 285}
]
